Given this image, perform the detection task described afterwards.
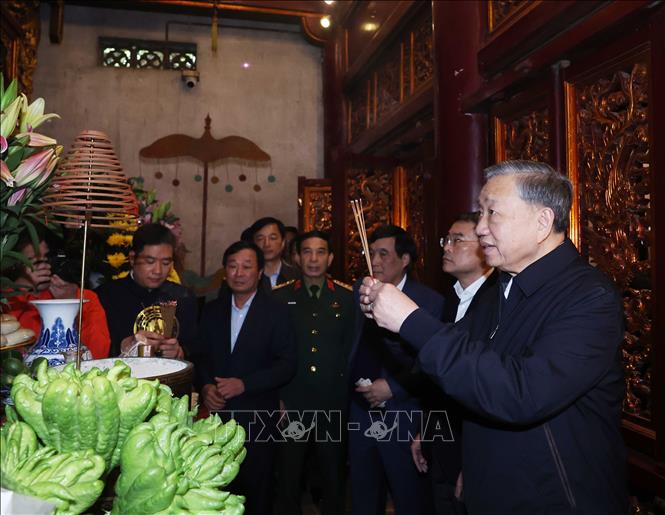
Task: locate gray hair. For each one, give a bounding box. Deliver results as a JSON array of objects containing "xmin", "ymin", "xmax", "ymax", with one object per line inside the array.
[{"xmin": 484, "ymin": 160, "xmax": 573, "ymax": 233}]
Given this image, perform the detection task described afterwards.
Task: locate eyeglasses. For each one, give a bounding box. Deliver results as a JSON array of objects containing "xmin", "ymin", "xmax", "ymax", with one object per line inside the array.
[{"xmin": 440, "ymin": 236, "xmax": 480, "ymax": 248}]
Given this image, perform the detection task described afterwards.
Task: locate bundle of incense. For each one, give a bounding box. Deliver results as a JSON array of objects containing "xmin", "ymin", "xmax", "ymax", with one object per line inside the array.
[
  {"xmin": 350, "ymin": 198, "xmax": 373, "ymax": 276},
  {"xmin": 159, "ymin": 300, "xmax": 178, "ymax": 338}
]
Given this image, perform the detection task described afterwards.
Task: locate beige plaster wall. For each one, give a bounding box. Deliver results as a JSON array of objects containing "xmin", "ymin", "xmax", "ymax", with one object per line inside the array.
[{"xmin": 33, "ymin": 5, "xmax": 323, "ymax": 275}]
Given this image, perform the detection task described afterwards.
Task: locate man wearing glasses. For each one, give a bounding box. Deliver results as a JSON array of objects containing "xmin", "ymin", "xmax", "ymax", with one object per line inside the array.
[
  {"xmin": 97, "ymin": 223, "xmax": 198, "ymax": 358},
  {"xmin": 412, "ymin": 212, "xmax": 496, "ymax": 515}
]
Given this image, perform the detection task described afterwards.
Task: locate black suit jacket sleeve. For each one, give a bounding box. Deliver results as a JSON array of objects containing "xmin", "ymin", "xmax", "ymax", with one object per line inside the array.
[
  {"xmin": 399, "ymin": 277, "xmax": 623, "ymax": 426},
  {"xmin": 384, "ymin": 284, "xmax": 444, "ymax": 401},
  {"xmin": 242, "ymin": 301, "xmax": 297, "ymax": 395}
]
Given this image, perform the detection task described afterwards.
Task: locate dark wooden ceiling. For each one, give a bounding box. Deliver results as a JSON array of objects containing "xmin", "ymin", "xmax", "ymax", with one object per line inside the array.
[{"xmin": 64, "ymin": 0, "xmax": 336, "ymax": 23}]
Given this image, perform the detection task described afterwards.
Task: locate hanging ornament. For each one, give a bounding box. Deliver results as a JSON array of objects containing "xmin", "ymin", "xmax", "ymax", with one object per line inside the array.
[
  {"xmin": 155, "ymin": 159, "xmax": 163, "ymax": 179},
  {"xmin": 172, "ymin": 161, "xmax": 180, "ymax": 187},
  {"xmin": 267, "ymin": 163, "xmax": 276, "ymax": 183},
  {"xmin": 211, "ymin": 2, "xmax": 218, "ymax": 54},
  {"xmin": 253, "ymin": 164, "xmax": 261, "ymax": 192},
  {"xmin": 194, "ymin": 174, "xmax": 202, "ymax": 182},
  {"xmin": 224, "ymin": 163, "xmax": 233, "ymax": 192},
  {"xmin": 211, "ymin": 176, "xmax": 219, "ymax": 184},
  {"xmin": 238, "ymin": 174, "xmax": 247, "ymax": 182}
]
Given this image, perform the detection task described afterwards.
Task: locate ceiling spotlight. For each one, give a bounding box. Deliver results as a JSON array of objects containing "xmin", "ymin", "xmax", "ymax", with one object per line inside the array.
[
  {"xmin": 324, "ymin": 1, "xmax": 335, "ymax": 4},
  {"xmin": 361, "ymin": 22, "xmax": 379, "ymax": 32},
  {"xmin": 320, "ymin": 16, "xmax": 331, "ymax": 28},
  {"xmin": 242, "ymin": 62, "xmax": 250, "ymax": 69}
]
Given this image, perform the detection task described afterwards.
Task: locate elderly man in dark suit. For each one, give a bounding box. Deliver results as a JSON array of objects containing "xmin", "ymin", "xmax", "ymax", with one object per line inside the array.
[
  {"xmin": 359, "ymin": 161, "xmax": 627, "ymax": 515},
  {"xmin": 195, "ymin": 240, "xmax": 296, "ymax": 515},
  {"xmin": 348, "ymin": 224, "xmax": 444, "ymax": 515}
]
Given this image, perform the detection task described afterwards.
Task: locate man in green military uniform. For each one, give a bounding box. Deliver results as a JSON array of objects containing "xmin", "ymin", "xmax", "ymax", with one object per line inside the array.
[{"xmin": 273, "ymin": 230, "xmax": 354, "ymax": 515}]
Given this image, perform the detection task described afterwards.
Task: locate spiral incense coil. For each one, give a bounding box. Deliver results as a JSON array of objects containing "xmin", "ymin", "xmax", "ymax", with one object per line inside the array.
[{"xmin": 40, "ymin": 130, "xmax": 139, "ymax": 228}]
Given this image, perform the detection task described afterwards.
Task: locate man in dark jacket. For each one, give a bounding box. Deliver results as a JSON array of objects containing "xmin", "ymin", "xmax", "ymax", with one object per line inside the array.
[
  {"xmin": 96, "ymin": 223, "xmax": 197, "ymax": 358},
  {"xmin": 411, "ymin": 212, "xmax": 497, "ymax": 515},
  {"xmin": 359, "ymin": 161, "xmax": 627, "ymax": 515},
  {"xmin": 349, "ymin": 225, "xmax": 444, "ymax": 515},
  {"xmin": 195, "ymin": 240, "xmax": 297, "ymax": 515}
]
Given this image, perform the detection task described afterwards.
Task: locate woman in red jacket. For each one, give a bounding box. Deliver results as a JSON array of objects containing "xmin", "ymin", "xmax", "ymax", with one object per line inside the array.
[{"xmin": 7, "ymin": 238, "xmax": 111, "ymax": 359}]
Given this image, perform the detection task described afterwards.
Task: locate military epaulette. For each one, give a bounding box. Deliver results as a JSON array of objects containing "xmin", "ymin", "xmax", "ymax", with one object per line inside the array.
[
  {"xmin": 331, "ymin": 278, "xmax": 353, "ymax": 291},
  {"xmin": 272, "ymin": 279, "xmax": 296, "ymax": 291}
]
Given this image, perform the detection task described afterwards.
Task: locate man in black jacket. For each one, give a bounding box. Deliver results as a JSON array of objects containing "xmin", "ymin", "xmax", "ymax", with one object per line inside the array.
[
  {"xmin": 349, "ymin": 225, "xmax": 444, "ymax": 515},
  {"xmin": 195, "ymin": 240, "xmax": 296, "ymax": 515},
  {"xmin": 411, "ymin": 212, "xmax": 496, "ymax": 515},
  {"xmin": 359, "ymin": 161, "xmax": 627, "ymax": 515},
  {"xmin": 96, "ymin": 223, "xmax": 197, "ymax": 358}
]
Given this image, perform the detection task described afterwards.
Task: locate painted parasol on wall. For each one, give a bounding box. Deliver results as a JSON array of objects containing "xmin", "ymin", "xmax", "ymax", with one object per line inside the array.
[{"xmin": 139, "ymin": 115, "xmax": 271, "ymax": 275}]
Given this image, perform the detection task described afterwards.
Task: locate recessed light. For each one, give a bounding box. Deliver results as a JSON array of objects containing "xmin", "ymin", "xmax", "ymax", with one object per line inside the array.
[
  {"xmin": 242, "ymin": 62, "xmax": 250, "ymax": 69},
  {"xmin": 324, "ymin": 1, "xmax": 335, "ymax": 5},
  {"xmin": 320, "ymin": 16, "xmax": 331, "ymax": 28}
]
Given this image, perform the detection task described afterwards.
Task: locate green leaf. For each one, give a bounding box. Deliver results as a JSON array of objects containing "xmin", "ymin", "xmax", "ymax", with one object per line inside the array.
[
  {"xmin": 5, "ymin": 145, "xmax": 26, "ymax": 170},
  {"xmin": 1, "ymin": 249, "xmax": 31, "ymax": 268},
  {"xmin": 1, "ymin": 77, "xmax": 18, "ymax": 112},
  {"xmin": 23, "ymin": 218, "xmax": 40, "ymax": 253},
  {"xmin": 1, "ymin": 233, "xmax": 18, "ymax": 254}
]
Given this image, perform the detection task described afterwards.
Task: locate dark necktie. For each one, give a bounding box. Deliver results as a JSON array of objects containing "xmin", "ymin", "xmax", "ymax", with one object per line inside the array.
[{"xmin": 309, "ymin": 285, "xmax": 319, "ymax": 299}]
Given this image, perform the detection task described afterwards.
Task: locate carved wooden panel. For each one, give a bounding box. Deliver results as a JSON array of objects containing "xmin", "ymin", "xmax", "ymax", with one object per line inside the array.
[
  {"xmin": 375, "ymin": 41, "xmax": 402, "ymax": 125},
  {"xmin": 346, "ymin": 167, "xmax": 394, "ymax": 282},
  {"xmin": 566, "ymin": 56, "xmax": 652, "ymax": 423},
  {"xmin": 488, "ymin": 0, "xmax": 532, "ymax": 33},
  {"xmin": 404, "ymin": 164, "xmax": 426, "ymax": 279},
  {"xmin": 0, "ymin": 0, "xmax": 40, "ymax": 96},
  {"xmin": 345, "ymin": 4, "xmax": 433, "ymax": 144},
  {"xmin": 303, "ymin": 187, "xmax": 332, "ymax": 233},
  {"xmin": 494, "ymin": 107, "xmax": 550, "ymax": 163},
  {"xmin": 348, "ymin": 80, "xmax": 370, "ymax": 144},
  {"xmin": 411, "ymin": 9, "xmax": 433, "ymax": 92}
]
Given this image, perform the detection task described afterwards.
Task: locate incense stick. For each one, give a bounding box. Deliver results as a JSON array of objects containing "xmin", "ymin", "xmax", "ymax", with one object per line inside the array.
[{"xmin": 350, "ymin": 199, "xmax": 373, "ymax": 276}]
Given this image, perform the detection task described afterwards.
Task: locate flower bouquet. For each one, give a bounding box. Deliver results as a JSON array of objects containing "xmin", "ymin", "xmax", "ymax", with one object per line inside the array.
[{"xmin": 0, "ymin": 75, "xmax": 62, "ymax": 301}]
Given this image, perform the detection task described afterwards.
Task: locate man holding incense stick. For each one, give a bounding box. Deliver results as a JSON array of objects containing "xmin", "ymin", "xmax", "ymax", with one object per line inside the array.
[
  {"xmin": 358, "ymin": 161, "xmax": 627, "ymax": 515},
  {"xmin": 348, "ymin": 224, "xmax": 444, "ymax": 515}
]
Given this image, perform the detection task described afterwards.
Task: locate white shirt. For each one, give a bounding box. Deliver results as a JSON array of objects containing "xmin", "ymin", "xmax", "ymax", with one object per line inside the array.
[
  {"xmin": 396, "ymin": 274, "xmax": 407, "ymax": 292},
  {"xmin": 453, "ymin": 270, "xmax": 494, "ymax": 323},
  {"xmin": 268, "ymin": 262, "xmax": 282, "ymax": 288},
  {"xmin": 230, "ymin": 291, "xmax": 257, "ymax": 352}
]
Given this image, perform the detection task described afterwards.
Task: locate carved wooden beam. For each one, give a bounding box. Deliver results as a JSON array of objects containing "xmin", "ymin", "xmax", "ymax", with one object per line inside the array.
[{"xmin": 49, "ymin": 0, "xmax": 64, "ymax": 44}]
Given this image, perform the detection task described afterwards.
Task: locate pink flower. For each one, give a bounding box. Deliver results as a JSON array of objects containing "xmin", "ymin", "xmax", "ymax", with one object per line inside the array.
[
  {"xmin": 1, "ymin": 159, "xmax": 13, "ymax": 186},
  {"xmin": 15, "ymin": 131, "xmax": 57, "ymax": 147},
  {"xmin": 7, "ymin": 187, "xmax": 27, "ymax": 206},
  {"xmin": 0, "ymin": 136, "xmax": 7, "ymax": 153},
  {"xmin": 13, "ymin": 148, "xmax": 54, "ymax": 187}
]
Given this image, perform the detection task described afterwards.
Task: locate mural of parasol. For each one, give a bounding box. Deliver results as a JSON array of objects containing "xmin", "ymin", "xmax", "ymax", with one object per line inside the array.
[{"xmin": 139, "ymin": 114, "xmax": 271, "ymax": 275}]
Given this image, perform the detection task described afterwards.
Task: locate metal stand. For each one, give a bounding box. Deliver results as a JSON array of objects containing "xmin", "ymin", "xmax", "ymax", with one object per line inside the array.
[{"xmin": 76, "ymin": 211, "xmax": 91, "ymax": 370}]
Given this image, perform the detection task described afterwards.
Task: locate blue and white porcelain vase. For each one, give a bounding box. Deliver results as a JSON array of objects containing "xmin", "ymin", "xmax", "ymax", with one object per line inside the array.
[{"xmin": 25, "ymin": 299, "xmax": 88, "ymax": 367}]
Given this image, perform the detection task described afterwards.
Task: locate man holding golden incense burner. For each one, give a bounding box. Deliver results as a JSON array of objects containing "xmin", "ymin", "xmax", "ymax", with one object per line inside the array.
[{"xmin": 96, "ymin": 223, "xmax": 198, "ymax": 359}]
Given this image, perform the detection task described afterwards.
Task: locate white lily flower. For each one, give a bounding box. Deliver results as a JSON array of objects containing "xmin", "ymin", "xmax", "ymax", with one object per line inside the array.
[
  {"xmin": 0, "ymin": 95, "xmax": 23, "ymax": 138},
  {"xmin": 19, "ymin": 94, "xmax": 60, "ymax": 133}
]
